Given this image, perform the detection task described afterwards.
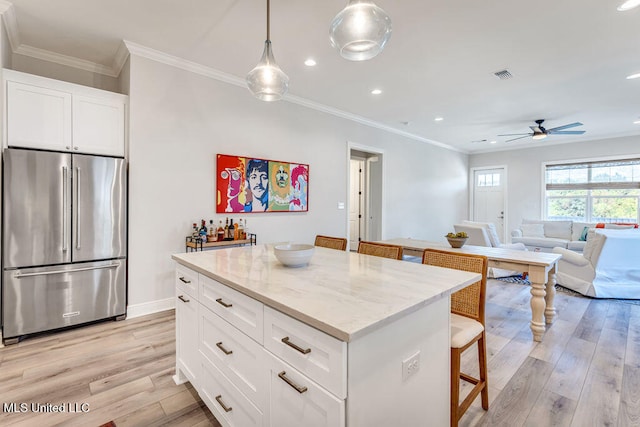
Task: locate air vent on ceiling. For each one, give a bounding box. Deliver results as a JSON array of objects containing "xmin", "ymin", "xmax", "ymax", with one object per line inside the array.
[{"xmin": 493, "ymin": 69, "xmax": 513, "ymax": 80}]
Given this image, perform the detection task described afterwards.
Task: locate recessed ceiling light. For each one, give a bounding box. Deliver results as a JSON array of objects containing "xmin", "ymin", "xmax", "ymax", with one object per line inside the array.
[
  {"xmin": 304, "ymin": 58, "xmax": 316, "ymax": 66},
  {"xmin": 627, "ymin": 73, "xmax": 640, "ymax": 80},
  {"xmin": 618, "ymin": 0, "xmax": 640, "ymax": 11},
  {"xmin": 434, "ymin": 117, "xmax": 444, "ymax": 122},
  {"xmin": 371, "ymin": 89, "xmax": 382, "ymax": 95},
  {"xmin": 490, "ymin": 140, "xmax": 497, "ymax": 144}
]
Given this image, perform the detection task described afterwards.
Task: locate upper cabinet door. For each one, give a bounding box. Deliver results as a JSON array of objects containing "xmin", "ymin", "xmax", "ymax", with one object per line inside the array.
[
  {"xmin": 7, "ymin": 81, "xmax": 72, "ymax": 151},
  {"xmin": 73, "ymin": 94, "xmax": 125, "ymax": 156}
]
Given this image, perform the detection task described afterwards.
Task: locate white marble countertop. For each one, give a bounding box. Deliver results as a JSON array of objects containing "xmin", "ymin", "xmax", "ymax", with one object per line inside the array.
[{"xmin": 172, "ymin": 244, "xmax": 480, "ymax": 342}]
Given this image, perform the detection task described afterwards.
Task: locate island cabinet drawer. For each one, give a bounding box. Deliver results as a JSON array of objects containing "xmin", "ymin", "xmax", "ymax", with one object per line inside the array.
[
  {"xmin": 265, "ymin": 351, "xmax": 345, "ymax": 427},
  {"xmin": 200, "ymin": 305, "xmax": 267, "ymax": 411},
  {"xmin": 175, "ymin": 264, "xmax": 198, "ymax": 298},
  {"xmin": 200, "ymin": 357, "xmax": 263, "ymax": 427},
  {"xmin": 263, "ymin": 306, "xmax": 346, "ymax": 399},
  {"xmin": 200, "ymin": 275, "xmax": 264, "ymax": 344}
]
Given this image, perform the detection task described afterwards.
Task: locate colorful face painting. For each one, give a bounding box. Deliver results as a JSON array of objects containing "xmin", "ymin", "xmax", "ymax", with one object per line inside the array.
[
  {"xmin": 216, "ymin": 155, "xmax": 246, "ymax": 213},
  {"xmin": 289, "ymin": 164, "xmax": 308, "ymax": 211},
  {"xmin": 216, "ymin": 154, "xmax": 309, "ymax": 213}
]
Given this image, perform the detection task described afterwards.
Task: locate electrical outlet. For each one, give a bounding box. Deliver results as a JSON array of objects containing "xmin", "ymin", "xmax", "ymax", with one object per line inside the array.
[{"xmin": 402, "ymin": 351, "xmax": 421, "ymax": 381}]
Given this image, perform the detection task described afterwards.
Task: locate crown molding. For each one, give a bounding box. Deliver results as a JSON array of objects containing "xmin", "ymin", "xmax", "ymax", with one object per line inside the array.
[
  {"xmin": 14, "ymin": 44, "xmax": 119, "ymax": 77},
  {"xmin": 112, "ymin": 40, "xmax": 131, "ymax": 76},
  {"xmin": 123, "ymin": 40, "xmax": 247, "ymax": 89},
  {"xmin": 123, "ymin": 40, "xmax": 463, "ymax": 154},
  {"xmin": 0, "ymin": 1, "xmax": 19, "ymax": 51}
]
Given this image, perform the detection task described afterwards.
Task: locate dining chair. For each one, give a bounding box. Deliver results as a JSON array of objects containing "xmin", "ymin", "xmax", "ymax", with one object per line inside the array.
[
  {"xmin": 422, "ymin": 248, "xmax": 489, "ymax": 427},
  {"xmin": 314, "ymin": 235, "xmax": 348, "ymax": 251},
  {"xmin": 357, "ymin": 241, "xmax": 403, "ymax": 260}
]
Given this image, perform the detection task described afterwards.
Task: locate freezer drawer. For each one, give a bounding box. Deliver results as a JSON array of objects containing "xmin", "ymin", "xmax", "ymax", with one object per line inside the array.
[{"xmin": 2, "ymin": 260, "xmax": 126, "ymax": 339}]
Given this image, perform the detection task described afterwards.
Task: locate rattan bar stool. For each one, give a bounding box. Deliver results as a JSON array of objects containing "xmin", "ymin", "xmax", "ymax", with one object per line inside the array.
[
  {"xmin": 314, "ymin": 235, "xmax": 348, "ymax": 251},
  {"xmin": 357, "ymin": 241, "xmax": 403, "ymax": 260},
  {"xmin": 422, "ymin": 248, "xmax": 489, "ymax": 427}
]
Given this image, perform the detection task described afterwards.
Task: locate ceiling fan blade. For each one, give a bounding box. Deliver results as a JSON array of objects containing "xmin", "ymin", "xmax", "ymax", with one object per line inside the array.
[
  {"xmin": 548, "ymin": 130, "xmax": 586, "ymax": 135},
  {"xmin": 547, "ymin": 122, "xmax": 583, "ymax": 132},
  {"xmin": 498, "ymin": 133, "xmax": 531, "ymax": 136},
  {"xmin": 529, "ymin": 126, "xmax": 542, "ymax": 133},
  {"xmin": 505, "ymin": 135, "xmax": 531, "ymax": 142}
]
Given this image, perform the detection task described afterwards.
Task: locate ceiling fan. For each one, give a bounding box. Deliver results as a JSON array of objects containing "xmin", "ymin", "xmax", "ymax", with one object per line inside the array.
[{"xmin": 498, "ymin": 119, "xmax": 585, "ymax": 142}]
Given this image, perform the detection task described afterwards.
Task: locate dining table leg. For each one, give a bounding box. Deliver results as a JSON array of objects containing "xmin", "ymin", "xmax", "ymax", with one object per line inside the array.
[
  {"xmin": 528, "ymin": 266, "xmax": 547, "ymax": 342},
  {"xmin": 544, "ymin": 264, "xmax": 557, "ymax": 325}
]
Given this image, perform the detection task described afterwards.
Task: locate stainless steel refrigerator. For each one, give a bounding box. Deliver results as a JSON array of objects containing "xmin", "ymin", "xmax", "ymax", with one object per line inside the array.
[{"xmin": 2, "ymin": 148, "xmax": 127, "ymax": 344}]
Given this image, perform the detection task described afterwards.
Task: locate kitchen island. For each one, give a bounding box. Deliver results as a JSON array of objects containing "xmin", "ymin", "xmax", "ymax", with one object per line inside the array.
[{"xmin": 172, "ymin": 244, "xmax": 480, "ymax": 427}]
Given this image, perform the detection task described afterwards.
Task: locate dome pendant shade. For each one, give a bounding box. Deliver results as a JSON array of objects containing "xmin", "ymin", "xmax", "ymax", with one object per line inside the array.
[
  {"xmin": 246, "ymin": 40, "xmax": 289, "ymax": 101},
  {"xmin": 329, "ymin": 0, "xmax": 392, "ymax": 61}
]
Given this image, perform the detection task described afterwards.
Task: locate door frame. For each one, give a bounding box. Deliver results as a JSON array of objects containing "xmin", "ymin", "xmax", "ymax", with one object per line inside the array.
[
  {"xmin": 347, "ymin": 142, "xmax": 385, "ymax": 251},
  {"xmin": 469, "ymin": 165, "xmax": 508, "ymax": 242}
]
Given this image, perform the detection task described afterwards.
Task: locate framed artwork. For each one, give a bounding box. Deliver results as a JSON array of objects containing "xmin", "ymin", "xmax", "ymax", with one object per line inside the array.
[{"xmin": 216, "ymin": 154, "xmax": 309, "ymax": 213}]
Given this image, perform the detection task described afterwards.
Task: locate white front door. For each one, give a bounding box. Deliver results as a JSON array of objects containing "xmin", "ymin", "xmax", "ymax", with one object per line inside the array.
[
  {"xmin": 473, "ymin": 168, "xmax": 506, "ymax": 241},
  {"xmin": 349, "ymin": 158, "xmax": 365, "ymax": 250}
]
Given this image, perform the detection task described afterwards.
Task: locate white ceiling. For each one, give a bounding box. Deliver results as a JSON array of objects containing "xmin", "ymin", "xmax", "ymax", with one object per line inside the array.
[{"xmin": 3, "ymin": 0, "xmax": 640, "ymax": 153}]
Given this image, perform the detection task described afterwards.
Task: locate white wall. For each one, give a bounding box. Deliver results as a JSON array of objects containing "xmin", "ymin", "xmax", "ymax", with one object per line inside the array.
[
  {"xmin": 469, "ymin": 136, "xmax": 640, "ymax": 239},
  {"xmin": 127, "ymin": 54, "xmax": 469, "ymax": 308}
]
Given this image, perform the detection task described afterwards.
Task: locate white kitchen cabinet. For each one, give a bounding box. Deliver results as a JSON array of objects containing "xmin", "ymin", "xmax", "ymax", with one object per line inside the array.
[
  {"xmin": 3, "ymin": 69, "xmax": 127, "ymax": 156},
  {"xmin": 72, "ymin": 93, "xmax": 125, "ymax": 156},
  {"xmin": 174, "ymin": 265, "xmax": 200, "ymax": 388},
  {"xmin": 174, "ymin": 244, "xmax": 462, "ymax": 426},
  {"xmin": 266, "ymin": 351, "xmax": 345, "ymax": 427},
  {"xmin": 6, "ymin": 81, "xmax": 72, "ymax": 152}
]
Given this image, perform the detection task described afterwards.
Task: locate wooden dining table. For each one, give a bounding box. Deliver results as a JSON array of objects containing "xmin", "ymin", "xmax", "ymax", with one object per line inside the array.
[{"xmin": 381, "ymin": 238, "xmax": 562, "ymax": 342}]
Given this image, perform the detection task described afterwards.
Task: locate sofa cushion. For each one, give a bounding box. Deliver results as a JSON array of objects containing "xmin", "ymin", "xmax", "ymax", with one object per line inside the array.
[
  {"xmin": 512, "ymin": 236, "xmax": 569, "ymax": 249},
  {"xmin": 567, "ymin": 240, "xmax": 587, "ymax": 252},
  {"xmin": 583, "ymin": 229, "xmax": 606, "ymax": 264},
  {"xmin": 543, "ymin": 221, "xmax": 573, "ymax": 240},
  {"xmin": 521, "ymin": 223, "xmax": 545, "ymax": 238},
  {"xmin": 522, "ymin": 219, "xmax": 572, "ymax": 240},
  {"xmin": 462, "ymin": 220, "xmax": 501, "ymax": 246},
  {"xmin": 572, "ymin": 222, "xmax": 597, "ymax": 241}
]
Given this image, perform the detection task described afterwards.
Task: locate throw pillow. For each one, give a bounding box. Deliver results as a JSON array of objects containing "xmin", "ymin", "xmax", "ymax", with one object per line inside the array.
[
  {"xmin": 604, "ymin": 223, "xmax": 635, "ymax": 229},
  {"xmin": 579, "ymin": 226, "xmax": 590, "ymax": 241},
  {"xmin": 521, "ymin": 223, "xmax": 545, "ymax": 238}
]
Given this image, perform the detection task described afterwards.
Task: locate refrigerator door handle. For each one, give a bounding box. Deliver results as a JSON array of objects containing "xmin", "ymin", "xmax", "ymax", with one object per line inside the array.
[
  {"xmin": 75, "ymin": 166, "xmax": 81, "ymax": 250},
  {"xmin": 62, "ymin": 166, "xmax": 68, "ymax": 252},
  {"xmin": 13, "ymin": 262, "xmax": 121, "ymax": 279}
]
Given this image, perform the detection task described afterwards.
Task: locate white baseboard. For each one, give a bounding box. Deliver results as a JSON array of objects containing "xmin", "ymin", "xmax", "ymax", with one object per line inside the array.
[{"xmin": 127, "ymin": 297, "xmax": 174, "ymax": 319}]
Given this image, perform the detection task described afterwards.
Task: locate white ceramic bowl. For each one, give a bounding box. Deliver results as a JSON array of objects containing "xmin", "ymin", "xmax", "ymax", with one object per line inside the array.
[{"xmin": 274, "ymin": 243, "xmax": 315, "ymax": 267}]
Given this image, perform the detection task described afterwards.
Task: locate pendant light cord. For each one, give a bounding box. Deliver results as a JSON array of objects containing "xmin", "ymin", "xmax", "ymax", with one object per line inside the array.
[{"xmin": 266, "ymin": 0, "xmax": 270, "ymax": 41}]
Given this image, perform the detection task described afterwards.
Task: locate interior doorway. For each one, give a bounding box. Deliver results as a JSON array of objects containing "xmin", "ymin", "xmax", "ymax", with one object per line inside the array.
[
  {"xmin": 348, "ymin": 144, "xmax": 384, "ymax": 251},
  {"xmin": 471, "ymin": 167, "xmax": 507, "ymax": 241}
]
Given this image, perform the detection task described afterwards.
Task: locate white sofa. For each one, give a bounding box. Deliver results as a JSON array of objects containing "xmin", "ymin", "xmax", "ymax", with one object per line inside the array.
[
  {"xmin": 552, "ymin": 228, "xmax": 640, "ymax": 298},
  {"xmin": 454, "ymin": 220, "xmax": 526, "ymax": 278},
  {"xmin": 511, "ymin": 219, "xmax": 598, "ymax": 253}
]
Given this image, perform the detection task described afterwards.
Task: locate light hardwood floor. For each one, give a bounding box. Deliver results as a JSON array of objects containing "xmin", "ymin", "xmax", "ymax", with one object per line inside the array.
[{"xmin": 1, "ymin": 280, "xmax": 639, "ymax": 426}]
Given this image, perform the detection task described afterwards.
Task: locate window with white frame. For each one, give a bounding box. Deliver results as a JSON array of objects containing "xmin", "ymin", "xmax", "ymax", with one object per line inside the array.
[
  {"xmin": 545, "ymin": 158, "xmax": 640, "ymax": 223},
  {"xmin": 477, "ymin": 173, "xmax": 501, "ymax": 187}
]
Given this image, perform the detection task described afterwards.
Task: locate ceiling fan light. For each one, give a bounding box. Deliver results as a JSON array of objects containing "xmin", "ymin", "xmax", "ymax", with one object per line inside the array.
[
  {"xmin": 247, "ymin": 41, "xmax": 289, "ymax": 101},
  {"xmin": 532, "ymin": 132, "xmax": 547, "ymax": 140},
  {"xmin": 617, "ymin": 0, "xmax": 640, "ymax": 11},
  {"xmin": 329, "ymin": 0, "xmax": 392, "ymax": 61}
]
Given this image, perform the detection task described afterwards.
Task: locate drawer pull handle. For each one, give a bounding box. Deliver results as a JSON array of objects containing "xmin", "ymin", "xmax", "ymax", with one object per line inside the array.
[
  {"xmin": 281, "ymin": 336, "xmax": 311, "ymax": 354},
  {"xmin": 215, "ymin": 395, "xmax": 233, "ymax": 412},
  {"xmin": 179, "ymin": 276, "xmax": 191, "ymax": 284},
  {"xmin": 216, "ymin": 298, "xmax": 233, "ymax": 308},
  {"xmin": 216, "ymin": 341, "xmax": 233, "ymax": 355},
  {"xmin": 278, "ymin": 371, "xmax": 308, "ymax": 394},
  {"xmin": 178, "ymin": 295, "xmax": 190, "ymax": 303}
]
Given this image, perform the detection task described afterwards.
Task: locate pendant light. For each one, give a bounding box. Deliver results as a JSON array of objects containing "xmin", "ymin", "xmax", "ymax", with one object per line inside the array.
[
  {"xmin": 246, "ymin": 0, "xmax": 289, "ymax": 101},
  {"xmin": 329, "ymin": 0, "xmax": 392, "ymax": 61}
]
